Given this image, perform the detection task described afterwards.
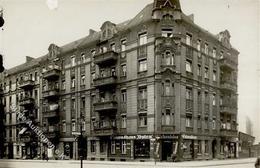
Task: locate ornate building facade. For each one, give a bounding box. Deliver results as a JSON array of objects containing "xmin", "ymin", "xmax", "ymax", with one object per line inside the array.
[{"xmin": 0, "ymin": 0, "xmax": 239, "ymax": 161}]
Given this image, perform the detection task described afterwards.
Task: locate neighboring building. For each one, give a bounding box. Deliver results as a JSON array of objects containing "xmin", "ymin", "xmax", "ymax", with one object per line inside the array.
[
  {"xmin": 238, "ymin": 132, "xmax": 255, "ymax": 158},
  {"xmin": 0, "ymin": 0, "xmax": 239, "ymax": 161},
  {"xmin": 246, "ymin": 116, "xmax": 253, "ymax": 136}
]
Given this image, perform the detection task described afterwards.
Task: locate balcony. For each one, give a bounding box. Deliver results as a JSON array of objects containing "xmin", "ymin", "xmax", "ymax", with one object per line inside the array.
[
  {"xmin": 220, "ymin": 105, "xmax": 237, "ymax": 115},
  {"xmin": 20, "ymin": 97, "xmax": 34, "ymax": 107},
  {"xmin": 43, "ymin": 104, "xmax": 59, "ymax": 118},
  {"xmin": 45, "ymin": 127, "xmax": 59, "ymax": 139},
  {"xmin": 94, "ymin": 50, "xmax": 118, "ymax": 66},
  {"xmin": 220, "ymin": 81, "xmax": 237, "ymax": 92},
  {"xmin": 19, "ymin": 80, "xmax": 35, "ymax": 90},
  {"xmin": 219, "ymin": 57, "xmax": 237, "ymax": 71},
  {"xmin": 43, "ymin": 68, "xmax": 61, "ymax": 80},
  {"xmin": 93, "ymin": 76, "xmax": 117, "ymax": 88},
  {"xmin": 42, "ymin": 89, "xmax": 59, "ymax": 99},
  {"xmin": 93, "ymin": 100, "xmax": 117, "ymax": 113},
  {"xmin": 93, "ymin": 121, "xmax": 117, "ymax": 136},
  {"xmin": 220, "ymin": 129, "xmax": 238, "ymax": 137}
]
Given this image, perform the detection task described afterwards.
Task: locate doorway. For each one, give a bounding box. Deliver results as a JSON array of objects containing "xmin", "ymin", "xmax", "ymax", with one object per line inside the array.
[
  {"xmin": 161, "ymin": 140, "xmax": 173, "ymax": 161},
  {"xmin": 212, "ymin": 139, "xmax": 217, "ymax": 158}
]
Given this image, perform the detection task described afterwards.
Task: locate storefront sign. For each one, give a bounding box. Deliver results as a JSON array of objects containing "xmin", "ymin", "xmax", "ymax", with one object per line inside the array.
[
  {"xmin": 112, "ymin": 135, "xmax": 153, "ymax": 140},
  {"xmin": 160, "ymin": 134, "xmax": 178, "ymax": 139},
  {"xmin": 182, "ymin": 134, "xmax": 197, "ymax": 140}
]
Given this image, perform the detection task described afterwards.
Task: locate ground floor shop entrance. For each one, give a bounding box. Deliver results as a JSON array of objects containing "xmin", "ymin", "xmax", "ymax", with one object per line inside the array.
[{"xmin": 161, "ymin": 140, "xmax": 173, "ymax": 161}]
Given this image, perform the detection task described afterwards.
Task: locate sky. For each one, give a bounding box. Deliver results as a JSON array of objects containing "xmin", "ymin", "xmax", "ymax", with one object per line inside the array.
[{"xmin": 0, "ymin": 0, "xmax": 259, "ymax": 142}]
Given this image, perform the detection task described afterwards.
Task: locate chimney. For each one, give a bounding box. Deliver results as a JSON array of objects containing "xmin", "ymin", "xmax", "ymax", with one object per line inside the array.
[
  {"xmin": 89, "ymin": 29, "xmax": 96, "ymax": 36},
  {"xmin": 26, "ymin": 56, "xmax": 34, "ymax": 63},
  {"xmin": 188, "ymin": 14, "xmax": 194, "ymax": 22}
]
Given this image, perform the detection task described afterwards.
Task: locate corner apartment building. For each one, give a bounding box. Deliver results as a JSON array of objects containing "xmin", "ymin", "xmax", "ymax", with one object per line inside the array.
[{"xmin": 0, "ymin": 0, "xmax": 239, "ymax": 161}]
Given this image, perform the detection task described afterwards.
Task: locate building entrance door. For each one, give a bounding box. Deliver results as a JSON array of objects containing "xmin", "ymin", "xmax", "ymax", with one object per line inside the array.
[
  {"xmin": 161, "ymin": 140, "xmax": 173, "ymax": 161},
  {"xmin": 212, "ymin": 139, "xmax": 217, "ymax": 158}
]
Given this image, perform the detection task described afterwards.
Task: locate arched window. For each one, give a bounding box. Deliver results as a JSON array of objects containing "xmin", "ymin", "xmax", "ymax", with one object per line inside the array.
[{"xmin": 165, "ymin": 51, "xmax": 174, "ymax": 65}]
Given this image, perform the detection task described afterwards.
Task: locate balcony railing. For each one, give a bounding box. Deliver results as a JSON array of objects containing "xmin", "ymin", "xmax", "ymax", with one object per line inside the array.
[
  {"xmin": 42, "ymin": 89, "xmax": 59, "ymax": 99},
  {"xmin": 220, "ymin": 81, "xmax": 237, "ymax": 92},
  {"xmin": 93, "ymin": 100, "xmax": 117, "ymax": 112},
  {"xmin": 43, "ymin": 104, "xmax": 59, "ymax": 118},
  {"xmin": 93, "ymin": 76, "xmax": 117, "ymax": 88},
  {"xmin": 94, "ymin": 50, "xmax": 118, "ymax": 65},
  {"xmin": 19, "ymin": 80, "xmax": 35, "ymax": 90},
  {"xmin": 20, "ymin": 97, "xmax": 34, "ymax": 107},
  {"xmin": 43, "ymin": 68, "xmax": 61, "ymax": 80},
  {"xmin": 220, "ymin": 129, "xmax": 238, "ymax": 137},
  {"xmin": 220, "ymin": 105, "xmax": 237, "ymax": 115},
  {"xmin": 219, "ymin": 57, "xmax": 237, "ymax": 71},
  {"xmin": 93, "ymin": 121, "xmax": 117, "ymax": 136}
]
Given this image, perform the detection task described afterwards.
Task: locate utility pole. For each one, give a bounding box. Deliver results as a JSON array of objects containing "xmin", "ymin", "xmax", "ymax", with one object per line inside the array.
[{"xmin": 79, "ymin": 113, "xmax": 83, "ymax": 168}]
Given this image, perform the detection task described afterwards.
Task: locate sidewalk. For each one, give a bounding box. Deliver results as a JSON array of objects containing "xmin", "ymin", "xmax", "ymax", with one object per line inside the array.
[{"xmin": 0, "ymin": 158, "xmax": 256, "ymax": 167}]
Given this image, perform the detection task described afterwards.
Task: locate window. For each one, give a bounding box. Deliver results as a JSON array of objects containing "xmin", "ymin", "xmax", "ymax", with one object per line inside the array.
[
  {"xmin": 196, "ymin": 65, "xmax": 202, "ymax": 77},
  {"xmin": 111, "ymin": 140, "xmax": 116, "ymax": 154},
  {"xmin": 35, "ymin": 72, "xmax": 38, "ymax": 82},
  {"xmin": 121, "ymin": 115, "xmax": 127, "ymax": 128},
  {"xmin": 121, "ymin": 90, "xmax": 127, "ymax": 103},
  {"xmin": 162, "ymin": 109, "xmax": 171, "ymax": 125},
  {"xmin": 62, "ymin": 121, "xmax": 66, "ymax": 133},
  {"xmin": 72, "ymin": 99, "xmax": 76, "ymax": 110},
  {"xmin": 204, "ymin": 67, "xmax": 209, "ymax": 78},
  {"xmin": 91, "ymin": 140, "xmax": 96, "ymax": 153},
  {"xmin": 220, "ymin": 51, "xmax": 224, "ymax": 59},
  {"xmin": 121, "ymin": 64, "xmax": 127, "ymax": 77},
  {"xmin": 213, "ymin": 70, "xmax": 217, "ymax": 81},
  {"xmin": 204, "ymin": 43, "xmax": 209, "ymax": 55},
  {"xmin": 72, "ymin": 121, "xmax": 76, "ymax": 132},
  {"xmin": 162, "ymin": 28, "xmax": 173, "ymax": 37},
  {"xmin": 81, "ymin": 53, "xmax": 86, "ymax": 63},
  {"xmin": 186, "ymin": 60, "xmax": 192, "ymax": 72},
  {"xmin": 111, "ymin": 67, "xmax": 116, "ymax": 76},
  {"xmin": 139, "ymin": 32, "xmax": 147, "ymax": 45},
  {"xmin": 91, "ymin": 50, "xmax": 96, "ymax": 57},
  {"xmin": 213, "ymin": 48, "xmax": 217, "ymax": 58},
  {"xmin": 111, "ymin": 43, "xmax": 116, "ymax": 52},
  {"xmin": 205, "ymin": 140, "xmax": 209, "ymax": 153},
  {"xmin": 81, "ymin": 75, "xmax": 85, "ymax": 85},
  {"xmin": 186, "ymin": 116, "xmax": 192, "ymax": 127},
  {"xmin": 139, "ymin": 59, "xmax": 147, "ymax": 72},
  {"xmin": 91, "ymin": 73, "xmax": 95, "ymax": 84},
  {"xmin": 121, "ymin": 39, "xmax": 126, "ymax": 52},
  {"xmin": 212, "ymin": 94, "xmax": 216, "ymax": 106},
  {"xmin": 165, "ymin": 51, "xmax": 174, "ymax": 65},
  {"xmin": 71, "ymin": 55, "xmax": 76, "ymax": 66},
  {"xmin": 62, "ymin": 80, "xmax": 66, "ymax": 90},
  {"xmin": 82, "ymin": 121, "xmax": 86, "ymax": 131},
  {"xmin": 165, "ymin": 80, "xmax": 171, "ymax": 96},
  {"xmin": 197, "ymin": 116, "xmax": 202, "ymax": 129},
  {"xmin": 71, "ymin": 77, "xmax": 76, "ymax": 88},
  {"xmin": 138, "ymin": 87, "xmax": 147, "ymax": 110},
  {"xmin": 100, "ymin": 46, "xmax": 107, "ymax": 53},
  {"xmin": 196, "ymin": 40, "xmax": 201, "ymax": 51},
  {"xmin": 186, "ymin": 87, "xmax": 193, "ymax": 100},
  {"xmin": 212, "ymin": 118, "xmax": 216, "ymax": 130},
  {"xmin": 121, "ymin": 140, "xmax": 127, "ymax": 154},
  {"xmin": 205, "ymin": 117, "xmax": 209, "ymax": 129},
  {"xmin": 139, "ymin": 114, "xmax": 147, "ymax": 127},
  {"xmin": 186, "ymin": 33, "xmax": 192, "ymax": 46}
]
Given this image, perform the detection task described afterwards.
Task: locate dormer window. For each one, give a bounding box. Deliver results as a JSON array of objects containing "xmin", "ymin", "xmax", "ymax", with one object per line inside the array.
[{"xmin": 162, "ymin": 28, "xmax": 173, "ymax": 38}]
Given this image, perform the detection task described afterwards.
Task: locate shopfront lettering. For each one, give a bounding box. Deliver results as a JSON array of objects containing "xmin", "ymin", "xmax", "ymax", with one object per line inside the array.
[{"xmin": 182, "ymin": 134, "xmax": 197, "ymax": 140}]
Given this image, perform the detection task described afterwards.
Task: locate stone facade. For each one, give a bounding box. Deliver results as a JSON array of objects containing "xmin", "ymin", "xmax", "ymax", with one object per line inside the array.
[{"xmin": 0, "ymin": 0, "xmax": 239, "ymax": 161}]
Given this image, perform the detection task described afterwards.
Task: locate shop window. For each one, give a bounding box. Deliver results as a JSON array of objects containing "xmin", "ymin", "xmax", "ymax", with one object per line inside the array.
[
  {"xmin": 198, "ymin": 140, "xmax": 202, "ymax": 154},
  {"xmin": 91, "ymin": 140, "xmax": 96, "ymax": 153},
  {"xmin": 205, "ymin": 140, "xmax": 209, "ymax": 153},
  {"xmin": 121, "ymin": 140, "xmax": 127, "ymax": 154},
  {"xmin": 111, "ymin": 140, "xmax": 116, "ymax": 154},
  {"xmin": 134, "ymin": 140, "xmax": 150, "ymax": 158}
]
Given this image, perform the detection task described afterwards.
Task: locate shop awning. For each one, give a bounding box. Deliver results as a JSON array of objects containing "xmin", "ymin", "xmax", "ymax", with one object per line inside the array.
[{"xmin": 19, "ymin": 127, "xmax": 27, "ymax": 135}]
